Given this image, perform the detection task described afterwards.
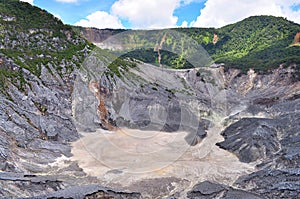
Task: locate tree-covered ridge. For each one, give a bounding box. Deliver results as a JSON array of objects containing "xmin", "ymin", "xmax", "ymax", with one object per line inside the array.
[
  {"xmin": 0, "ymin": 0, "xmax": 94, "ymax": 93},
  {"xmin": 0, "ymin": 0, "xmax": 70, "ymax": 35},
  {"xmin": 172, "ymin": 16, "xmax": 300, "ymax": 71},
  {"xmin": 82, "ymin": 16, "xmax": 299, "ymax": 73},
  {"xmin": 211, "ymin": 16, "xmax": 300, "ymax": 72}
]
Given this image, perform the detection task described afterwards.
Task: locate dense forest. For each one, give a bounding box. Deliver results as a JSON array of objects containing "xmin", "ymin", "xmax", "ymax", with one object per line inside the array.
[{"xmin": 92, "ymin": 16, "xmax": 300, "ymax": 73}]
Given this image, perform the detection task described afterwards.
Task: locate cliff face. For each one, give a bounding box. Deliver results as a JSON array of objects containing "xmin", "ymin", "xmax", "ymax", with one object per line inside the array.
[
  {"xmin": 76, "ymin": 27, "xmax": 125, "ymax": 43},
  {"xmin": 293, "ymin": 32, "xmax": 300, "ymax": 45}
]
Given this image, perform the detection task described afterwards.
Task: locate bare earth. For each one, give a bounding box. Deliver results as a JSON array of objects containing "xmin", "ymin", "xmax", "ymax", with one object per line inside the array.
[{"xmin": 71, "ymin": 123, "xmax": 256, "ymax": 196}]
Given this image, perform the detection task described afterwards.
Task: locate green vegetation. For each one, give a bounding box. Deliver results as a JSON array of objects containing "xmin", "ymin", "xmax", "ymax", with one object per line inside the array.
[
  {"xmin": 210, "ymin": 16, "xmax": 300, "ymax": 72},
  {"xmin": 89, "ymin": 16, "xmax": 299, "ymax": 73},
  {"xmin": 0, "ymin": 0, "xmax": 68, "ymax": 34},
  {"xmin": 87, "ymin": 48, "xmax": 137, "ymax": 78},
  {"xmin": 120, "ymin": 48, "xmax": 194, "ymax": 69},
  {"xmin": 33, "ymin": 101, "xmax": 48, "ymax": 114},
  {"xmin": 179, "ymin": 16, "xmax": 300, "ymax": 72},
  {"xmin": 108, "ymin": 57, "xmax": 137, "ymax": 78},
  {"xmin": 0, "ymin": 68, "xmax": 16, "ymax": 92},
  {"xmin": 0, "ymin": 0, "xmax": 94, "ymax": 95}
]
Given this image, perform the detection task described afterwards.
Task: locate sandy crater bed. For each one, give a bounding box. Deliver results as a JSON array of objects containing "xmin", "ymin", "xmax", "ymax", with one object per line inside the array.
[{"xmin": 71, "ymin": 124, "xmax": 255, "ymax": 194}]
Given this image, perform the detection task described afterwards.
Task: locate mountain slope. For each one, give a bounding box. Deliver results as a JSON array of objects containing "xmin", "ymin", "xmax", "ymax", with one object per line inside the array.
[
  {"xmin": 0, "ymin": 0, "xmax": 93, "ymax": 94},
  {"xmin": 212, "ymin": 16, "xmax": 300, "ymax": 71},
  {"xmin": 78, "ymin": 16, "xmax": 300, "ymax": 73},
  {"xmin": 0, "ymin": 1, "xmax": 139, "ymax": 198}
]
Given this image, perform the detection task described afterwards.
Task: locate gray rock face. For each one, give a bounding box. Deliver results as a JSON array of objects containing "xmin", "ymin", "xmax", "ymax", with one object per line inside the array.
[
  {"xmin": 73, "ymin": 62, "xmax": 215, "ymax": 145},
  {"xmin": 0, "ymin": 16, "xmax": 108, "ymax": 196},
  {"xmin": 189, "ymin": 181, "xmax": 226, "ymax": 197},
  {"xmin": 187, "ymin": 181, "xmax": 262, "ymax": 199},
  {"xmin": 214, "ymin": 68, "xmax": 300, "ymax": 198},
  {"xmin": 36, "ymin": 184, "xmax": 141, "ymax": 199},
  {"xmin": 216, "ymin": 118, "xmax": 280, "ymax": 163},
  {"xmin": 0, "ymin": 132, "xmax": 9, "ymax": 161},
  {"xmin": 228, "ymin": 101, "xmax": 300, "ymax": 198},
  {"xmin": 235, "ymin": 169, "xmax": 300, "ymax": 199}
]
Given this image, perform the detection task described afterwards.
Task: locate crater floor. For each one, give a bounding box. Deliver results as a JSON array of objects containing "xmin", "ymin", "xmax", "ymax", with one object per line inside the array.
[{"xmin": 71, "ymin": 124, "xmax": 255, "ymax": 197}]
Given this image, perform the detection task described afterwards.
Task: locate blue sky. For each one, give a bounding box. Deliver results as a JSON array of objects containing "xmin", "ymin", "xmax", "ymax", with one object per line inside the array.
[{"xmin": 21, "ymin": 0, "xmax": 300, "ymax": 29}]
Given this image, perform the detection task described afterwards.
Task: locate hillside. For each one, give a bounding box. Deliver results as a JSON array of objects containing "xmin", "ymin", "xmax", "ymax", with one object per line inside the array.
[
  {"xmin": 0, "ymin": 1, "xmax": 135, "ymax": 198},
  {"xmin": 0, "ymin": 0, "xmax": 93, "ymax": 94},
  {"xmin": 211, "ymin": 16, "xmax": 300, "ymax": 71},
  {"xmin": 78, "ymin": 16, "xmax": 300, "ymax": 73}
]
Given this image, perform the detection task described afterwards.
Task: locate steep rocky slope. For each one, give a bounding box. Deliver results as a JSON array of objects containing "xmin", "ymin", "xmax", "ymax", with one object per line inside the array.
[
  {"xmin": 0, "ymin": 1, "xmax": 299, "ymax": 198},
  {"xmin": 0, "ymin": 1, "xmax": 139, "ymax": 198}
]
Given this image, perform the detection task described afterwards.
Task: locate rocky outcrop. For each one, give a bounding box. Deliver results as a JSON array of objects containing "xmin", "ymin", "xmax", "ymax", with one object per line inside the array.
[
  {"xmin": 187, "ymin": 181, "xmax": 262, "ymax": 199},
  {"xmin": 74, "ymin": 60, "xmax": 215, "ymax": 145},
  {"xmin": 213, "ymin": 66, "xmax": 300, "ymax": 198},
  {"xmin": 213, "ymin": 33, "xmax": 218, "ymax": 45},
  {"xmin": 217, "ymin": 118, "xmax": 281, "ymax": 163},
  {"xmin": 293, "ymin": 32, "xmax": 300, "ymax": 45},
  {"xmin": 235, "ymin": 169, "xmax": 300, "ymax": 199},
  {"xmin": 78, "ymin": 27, "xmax": 125, "ymax": 44},
  {"xmin": 0, "ymin": 2, "xmax": 135, "ymax": 197},
  {"xmin": 89, "ymin": 81, "xmax": 116, "ymax": 130},
  {"xmin": 37, "ymin": 185, "xmax": 141, "ymax": 199}
]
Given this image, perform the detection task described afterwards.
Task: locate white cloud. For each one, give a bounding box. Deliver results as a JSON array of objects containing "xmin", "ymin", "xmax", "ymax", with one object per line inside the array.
[
  {"xmin": 111, "ymin": 0, "xmax": 181, "ymax": 29},
  {"xmin": 180, "ymin": 0, "xmax": 204, "ymax": 5},
  {"xmin": 54, "ymin": 14, "xmax": 62, "ymax": 20},
  {"xmin": 55, "ymin": 0, "xmax": 78, "ymax": 3},
  {"xmin": 180, "ymin": 21, "xmax": 188, "ymax": 27},
  {"xmin": 75, "ymin": 11, "xmax": 124, "ymax": 29},
  {"xmin": 20, "ymin": 0, "xmax": 34, "ymax": 4},
  {"xmin": 192, "ymin": 0, "xmax": 300, "ymax": 28}
]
